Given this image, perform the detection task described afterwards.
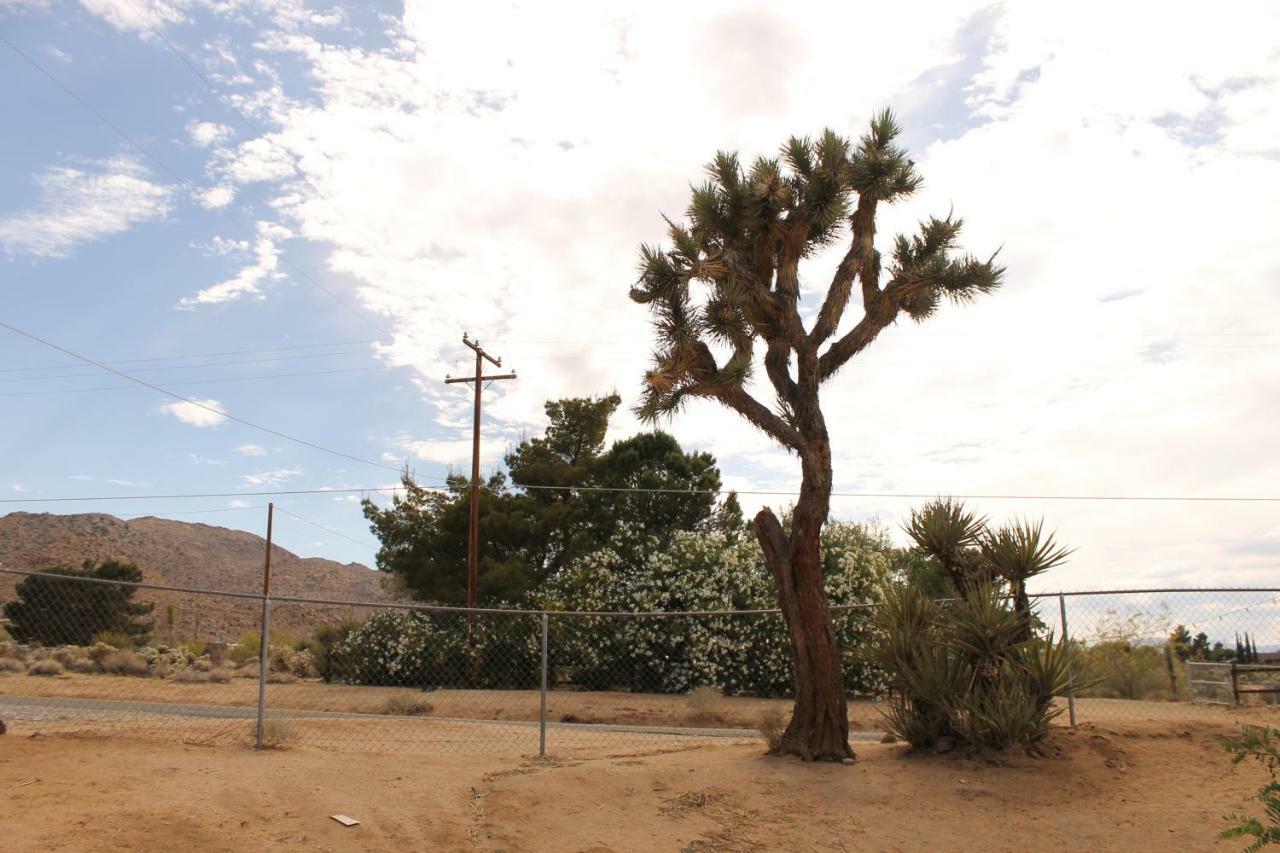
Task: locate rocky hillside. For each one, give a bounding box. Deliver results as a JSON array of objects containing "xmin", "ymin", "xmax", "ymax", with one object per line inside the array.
[{"xmin": 0, "ymin": 512, "xmax": 402, "ymax": 643}]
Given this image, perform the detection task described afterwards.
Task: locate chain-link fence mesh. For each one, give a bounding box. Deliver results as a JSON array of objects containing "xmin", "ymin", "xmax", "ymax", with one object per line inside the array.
[{"xmin": 1, "ymin": 568, "xmax": 1277, "ymax": 759}]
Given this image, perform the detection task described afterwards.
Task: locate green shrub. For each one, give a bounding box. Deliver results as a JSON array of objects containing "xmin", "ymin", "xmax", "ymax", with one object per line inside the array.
[
  {"xmin": 228, "ymin": 632, "xmax": 261, "ymax": 667},
  {"xmin": 92, "ymin": 630, "xmax": 134, "ymax": 649},
  {"xmin": 304, "ymin": 620, "xmax": 361, "ymax": 683},
  {"xmin": 4, "ymin": 561, "xmax": 152, "ymax": 646},
  {"xmin": 1220, "ymin": 726, "xmax": 1280, "ymax": 850},
  {"xmin": 876, "ymin": 581, "xmax": 1076, "ymax": 752},
  {"xmin": 27, "ymin": 659, "xmax": 64, "ymax": 676},
  {"xmin": 179, "ymin": 641, "xmax": 207, "ymax": 657}
]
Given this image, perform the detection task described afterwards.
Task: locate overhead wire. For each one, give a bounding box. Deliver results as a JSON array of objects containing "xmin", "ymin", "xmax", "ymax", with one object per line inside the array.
[{"xmin": 0, "ymin": 319, "xmax": 416, "ymax": 476}]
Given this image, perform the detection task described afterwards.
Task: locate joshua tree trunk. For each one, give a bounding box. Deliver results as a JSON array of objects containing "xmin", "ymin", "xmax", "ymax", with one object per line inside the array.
[{"xmin": 753, "ymin": 418, "xmax": 854, "ymax": 762}]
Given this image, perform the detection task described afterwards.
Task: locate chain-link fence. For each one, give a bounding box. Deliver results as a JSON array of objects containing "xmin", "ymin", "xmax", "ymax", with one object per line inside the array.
[{"xmin": 1, "ymin": 567, "xmax": 1277, "ymax": 759}]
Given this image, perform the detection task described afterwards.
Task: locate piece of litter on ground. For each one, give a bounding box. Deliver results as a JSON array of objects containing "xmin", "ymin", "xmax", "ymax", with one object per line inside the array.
[
  {"xmin": 17, "ymin": 778, "xmax": 40, "ymax": 788},
  {"xmin": 330, "ymin": 815, "xmax": 360, "ymax": 827}
]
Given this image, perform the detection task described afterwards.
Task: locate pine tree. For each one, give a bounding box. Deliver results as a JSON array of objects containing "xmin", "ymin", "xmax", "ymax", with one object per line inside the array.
[{"xmin": 630, "ymin": 112, "xmax": 1003, "ymax": 761}]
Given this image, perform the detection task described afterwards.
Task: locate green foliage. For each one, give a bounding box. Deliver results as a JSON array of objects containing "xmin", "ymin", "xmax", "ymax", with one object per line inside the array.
[
  {"xmin": 91, "ymin": 630, "xmax": 134, "ymax": 649},
  {"xmin": 538, "ymin": 521, "xmax": 889, "ymax": 696},
  {"xmin": 304, "ymin": 620, "xmax": 361, "ymax": 683},
  {"xmin": 362, "ymin": 392, "xmax": 739, "ymax": 605},
  {"xmin": 3, "ymin": 561, "xmax": 153, "ymax": 647},
  {"xmin": 1221, "ymin": 727, "xmax": 1280, "ymax": 851},
  {"xmin": 332, "ymin": 610, "xmax": 540, "ymax": 689},
  {"xmin": 878, "ymin": 501, "xmax": 1078, "ymax": 752},
  {"xmin": 1076, "ymin": 611, "xmax": 1176, "ymax": 700},
  {"xmin": 876, "ymin": 580, "xmax": 1075, "ymax": 752}
]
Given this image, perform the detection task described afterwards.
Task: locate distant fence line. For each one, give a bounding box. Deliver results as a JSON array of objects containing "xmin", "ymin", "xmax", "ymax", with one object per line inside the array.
[{"xmin": 1, "ymin": 566, "xmax": 1277, "ymax": 758}]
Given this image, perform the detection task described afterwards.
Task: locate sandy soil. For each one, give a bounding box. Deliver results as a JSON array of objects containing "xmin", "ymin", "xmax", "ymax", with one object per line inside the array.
[
  {"xmin": 2, "ymin": 670, "xmax": 1271, "ymax": 733},
  {"xmin": 0, "ymin": 719, "xmax": 1267, "ymax": 852}
]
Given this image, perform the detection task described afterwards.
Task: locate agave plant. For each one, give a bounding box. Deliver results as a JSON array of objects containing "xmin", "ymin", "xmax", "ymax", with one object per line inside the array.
[{"xmin": 878, "ymin": 501, "xmax": 1079, "ymax": 753}]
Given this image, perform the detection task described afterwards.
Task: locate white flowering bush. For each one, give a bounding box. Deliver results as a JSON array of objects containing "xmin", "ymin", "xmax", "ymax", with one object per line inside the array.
[
  {"xmin": 333, "ymin": 609, "xmax": 540, "ymax": 688},
  {"xmin": 539, "ymin": 521, "xmax": 890, "ymax": 696}
]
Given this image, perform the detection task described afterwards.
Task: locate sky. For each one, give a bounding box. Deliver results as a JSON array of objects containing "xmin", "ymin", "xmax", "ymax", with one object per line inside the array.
[{"xmin": 0, "ymin": 0, "xmax": 1278, "ymax": 598}]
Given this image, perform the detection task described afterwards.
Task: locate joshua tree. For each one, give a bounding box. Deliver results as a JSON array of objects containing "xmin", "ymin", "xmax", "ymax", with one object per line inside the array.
[{"xmin": 630, "ymin": 112, "xmax": 1003, "ymax": 761}]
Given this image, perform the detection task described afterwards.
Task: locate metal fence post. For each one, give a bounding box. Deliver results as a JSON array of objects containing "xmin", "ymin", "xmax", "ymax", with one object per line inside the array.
[
  {"xmin": 255, "ymin": 503, "xmax": 274, "ymax": 750},
  {"xmin": 1058, "ymin": 592, "xmax": 1077, "ymax": 727},
  {"xmin": 255, "ymin": 597, "xmax": 271, "ymax": 748},
  {"xmin": 539, "ymin": 612, "xmax": 549, "ymax": 758}
]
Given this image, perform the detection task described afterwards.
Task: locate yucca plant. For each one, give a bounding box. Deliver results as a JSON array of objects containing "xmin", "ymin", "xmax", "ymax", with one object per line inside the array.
[{"xmin": 876, "ymin": 501, "xmax": 1080, "ymax": 752}]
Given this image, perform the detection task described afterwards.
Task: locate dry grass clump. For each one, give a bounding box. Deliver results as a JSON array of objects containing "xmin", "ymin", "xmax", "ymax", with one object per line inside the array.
[
  {"xmin": 381, "ymin": 694, "xmax": 434, "ymax": 717},
  {"xmin": 686, "ymin": 686, "xmax": 725, "ymax": 724},
  {"xmin": 27, "ymin": 659, "xmax": 65, "ymax": 677},
  {"xmin": 266, "ymin": 672, "xmax": 296, "ymax": 684},
  {"xmin": 0, "ymin": 657, "xmax": 25, "ymax": 674},
  {"xmin": 756, "ymin": 708, "xmax": 786, "ymax": 752},
  {"xmin": 173, "ymin": 667, "xmax": 234, "ymax": 684},
  {"xmin": 99, "ymin": 650, "xmax": 149, "ymax": 677},
  {"xmin": 254, "ymin": 719, "xmax": 297, "ymax": 749}
]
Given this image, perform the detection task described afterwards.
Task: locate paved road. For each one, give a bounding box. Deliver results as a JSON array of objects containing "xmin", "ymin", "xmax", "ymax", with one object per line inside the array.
[{"xmin": 0, "ymin": 693, "xmax": 886, "ymax": 740}]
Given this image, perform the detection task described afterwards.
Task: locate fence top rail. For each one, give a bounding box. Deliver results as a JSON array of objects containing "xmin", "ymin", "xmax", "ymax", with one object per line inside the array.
[{"xmin": 2, "ymin": 566, "xmax": 1277, "ymax": 619}]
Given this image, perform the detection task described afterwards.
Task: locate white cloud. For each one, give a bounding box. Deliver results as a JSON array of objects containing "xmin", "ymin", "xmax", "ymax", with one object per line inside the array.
[
  {"xmin": 105, "ymin": 478, "xmax": 150, "ymax": 487},
  {"xmin": 159, "ymin": 398, "xmax": 227, "ymax": 427},
  {"xmin": 42, "ymin": 45, "xmax": 73, "ymax": 63},
  {"xmin": 177, "ymin": 220, "xmax": 291, "ymax": 306},
  {"xmin": 10, "ymin": 483, "xmax": 26, "ymax": 492},
  {"xmin": 68, "ymin": 474, "xmax": 94, "ymax": 481},
  {"xmin": 0, "ymin": 156, "xmax": 173, "ymax": 258},
  {"xmin": 77, "ymin": 0, "xmax": 188, "ymax": 33},
  {"xmin": 198, "ymin": 185, "xmax": 236, "ymax": 209},
  {"xmin": 174, "ymin": 1, "xmax": 1280, "ymax": 590},
  {"xmin": 228, "ymin": 499, "xmax": 251, "ymax": 508},
  {"xmin": 187, "ymin": 120, "xmax": 234, "ymax": 148},
  {"xmin": 242, "ymin": 467, "xmax": 303, "ymax": 487},
  {"xmin": 236, "ymin": 443, "xmax": 268, "ymax": 456},
  {"xmin": 188, "ymin": 453, "xmax": 226, "ymax": 465}
]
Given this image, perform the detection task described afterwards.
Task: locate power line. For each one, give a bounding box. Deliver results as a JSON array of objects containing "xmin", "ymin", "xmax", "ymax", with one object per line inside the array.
[
  {"xmin": 274, "ymin": 505, "xmax": 373, "ymax": 548},
  {"xmin": 0, "ymin": 31, "xmax": 391, "ymax": 337},
  {"xmin": 0, "ymin": 486, "xmax": 416, "ymax": 504},
  {"xmin": 3, "ymin": 481, "xmax": 1277, "ymax": 504},
  {"xmin": 0, "ymin": 339, "xmax": 378, "ymax": 375},
  {"xmin": 0, "ymin": 347, "xmax": 377, "ymax": 384},
  {"xmin": 0, "ymin": 365, "xmax": 388, "ymax": 398},
  {"xmin": 0, "ymin": 319, "xmax": 407, "ymax": 474}
]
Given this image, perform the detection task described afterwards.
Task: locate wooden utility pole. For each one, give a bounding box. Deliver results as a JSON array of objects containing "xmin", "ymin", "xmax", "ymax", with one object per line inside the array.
[{"xmin": 445, "ymin": 335, "xmax": 516, "ymax": 640}]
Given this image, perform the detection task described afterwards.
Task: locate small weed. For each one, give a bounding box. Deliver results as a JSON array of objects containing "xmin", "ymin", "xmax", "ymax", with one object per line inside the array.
[
  {"xmin": 381, "ymin": 694, "xmax": 434, "ymax": 717},
  {"xmin": 254, "ymin": 719, "xmax": 297, "ymax": 749},
  {"xmin": 686, "ymin": 685, "xmax": 724, "ymax": 724},
  {"xmin": 756, "ymin": 708, "xmax": 786, "ymax": 752}
]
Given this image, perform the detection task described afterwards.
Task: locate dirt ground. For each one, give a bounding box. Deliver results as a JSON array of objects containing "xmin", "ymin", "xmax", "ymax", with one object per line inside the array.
[{"xmin": 0, "ymin": 719, "xmax": 1270, "ymax": 852}]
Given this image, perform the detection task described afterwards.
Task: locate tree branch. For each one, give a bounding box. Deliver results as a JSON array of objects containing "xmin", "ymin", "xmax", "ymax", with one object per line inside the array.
[
  {"xmin": 816, "ymin": 283, "xmax": 904, "ymax": 381},
  {"xmin": 810, "ymin": 196, "xmax": 878, "ymax": 346}
]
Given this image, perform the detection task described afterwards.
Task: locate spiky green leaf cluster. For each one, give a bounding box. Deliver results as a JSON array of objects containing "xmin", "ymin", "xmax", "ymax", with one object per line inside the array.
[{"xmin": 630, "ymin": 111, "xmax": 956, "ymax": 422}]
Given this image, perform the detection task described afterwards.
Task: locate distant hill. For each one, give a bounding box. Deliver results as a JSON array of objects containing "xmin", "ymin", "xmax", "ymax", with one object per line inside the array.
[{"xmin": 0, "ymin": 512, "xmax": 402, "ymax": 643}]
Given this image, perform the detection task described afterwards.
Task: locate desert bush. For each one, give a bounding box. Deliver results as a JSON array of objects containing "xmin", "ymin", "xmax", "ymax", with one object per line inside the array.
[
  {"xmin": 228, "ymin": 632, "xmax": 261, "ymax": 667},
  {"xmin": 266, "ymin": 672, "xmax": 295, "ymax": 684},
  {"xmin": 304, "ymin": 620, "xmax": 361, "ymax": 683},
  {"xmin": 269, "ymin": 646, "xmax": 315, "ymax": 678},
  {"xmin": 98, "ymin": 649, "xmax": 149, "ymax": 677},
  {"xmin": 91, "ymin": 630, "xmax": 134, "ymax": 649},
  {"xmin": 170, "ymin": 667, "xmax": 209, "ymax": 683},
  {"xmin": 254, "ymin": 719, "xmax": 297, "ymax": 749},
  {"xmin": 686, "ymin": 686, "xmax": 724, "ymax": 723},
  {"xmin": 207, "ymin": 667, "xmax": 232, "ymax": 684},
  {"xmin": 179, "ymin": 641, "xmax": 207, "ymax": 657},
  {"xmin": 1076, "ymin": 640, "xmax": 1169, "ymax": 700},
  {"xmin": 1220, "ymin": 726, "xmax": 1280, "ymax": 850},
  {"xmin": 381, "ymin": 694, "xmax": 434, "ymax": 716},
  {"xmin": 0, "ymin": 657, "xmax": 25, "ymax": 674},
  {"xmin": 27, "ymin": 659, "xmax": 64, "ymax": 676},
  {"xmin": 756, "ymin": 708, "xmax": 786, "ymax": 752},
  {"xmin": 233, "ymin": 662, "xmax": 260, "ymax": 679}
]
